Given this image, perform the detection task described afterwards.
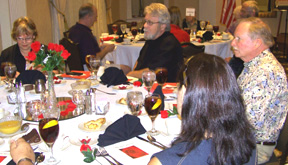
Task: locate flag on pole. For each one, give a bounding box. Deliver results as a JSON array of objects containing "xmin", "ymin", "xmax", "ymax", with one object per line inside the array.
[{"xmin": 220, "ymin": 0, "xmax": 236, "ymax": 28}]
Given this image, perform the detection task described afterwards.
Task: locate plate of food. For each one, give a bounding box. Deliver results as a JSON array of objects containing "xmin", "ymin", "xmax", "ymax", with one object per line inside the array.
[
  {"xmin": 112, "ymin": 84, "xmax": 133, "ymax": 90},
  {"xmin": 78, "ymin": 118, "xmax": 110, "ymax": 132}
]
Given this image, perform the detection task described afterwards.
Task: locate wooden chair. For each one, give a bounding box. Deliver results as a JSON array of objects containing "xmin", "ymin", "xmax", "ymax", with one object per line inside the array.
[{"xmin": 59, "ymin": 31, "xmax": 84, "ymax": 71}]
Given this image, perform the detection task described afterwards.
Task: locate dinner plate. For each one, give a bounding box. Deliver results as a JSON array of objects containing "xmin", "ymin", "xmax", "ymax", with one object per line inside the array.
[
  {"xmin": 66, "ymin": 135, "xmax": 98, "ymax": 146},
  {"xmin": 91, "ymin": 80, "xmax": 100, "ymax": 87},
  {"xmin": 78, "ymin": 119, "xmax": 111, "ymax": 133},
  {"xmin": 10, "ymin": 132, "xmax": 42, "ymax": 146},
  {"xmin": 112, "ymin": 85, "xmax": 133, "ymax": 90}
]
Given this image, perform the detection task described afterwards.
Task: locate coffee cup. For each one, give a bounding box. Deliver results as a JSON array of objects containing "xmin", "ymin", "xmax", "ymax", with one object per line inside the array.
[
  {"xmin": 222, "ymin": 33, "xmax": 229, "ymax": 40},
  {"xmin": 123, "ymin": 38, "xmax": 130, "ymax": 44}
]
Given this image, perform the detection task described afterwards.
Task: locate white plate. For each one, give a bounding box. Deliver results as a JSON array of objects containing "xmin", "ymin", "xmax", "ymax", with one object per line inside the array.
[
  {"xmin": 121, "ymin": 42, "xmax": 132, "ymax": 45},
  {"xmin": 65, "ymin": 135, "xmax": 98, "ymax": 146},
  {"xmin": 91, "ymin": 80, "xmax": 100, "ymax": 87},
  {"xmin": 10, "ymin": 131, "xmax": 42, "ymax": 146},
  {"xmin": 112, "ymin": 85, "xmax": 133, "ymax": 90},
  {"xmin": 68, "ymin": 89, "xmax": 89, "ymax": 95},
  {"xmin": 0, "ymin": 81, "xmax": 5, "ymax": 87},
  {"xmin": 54, "ymin": 80, "xmax": 67, "ymax": 85},
  {"xmin": 78, "ymin": 119, "xmax": 111, "ymax": 133}
]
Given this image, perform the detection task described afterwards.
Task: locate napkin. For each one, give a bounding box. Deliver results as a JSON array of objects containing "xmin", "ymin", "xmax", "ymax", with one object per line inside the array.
[
  {"xmin": 60, "ymin": 70, "xmax": 90, "ymax": 79},
  {"xmin": 151, "ymin": 83, "xmax": 177, "ymax": 94},
  {"xmin": 15, "ymin": 70, "xmax": 46, "ymax": 84},
  {"xmin": 153, "ymin": 85, "xmax": 165, "ymax": 110},
  {"xmin": 97, "ymin": 114, "xmax": 146, "ymax": 147},
  {"xmin": 100, "ymin": 67, "xmax": 128, "ymax": 87},
  {"xmin": 202, "ymin": 31, "xmax": 213, "ymax": 42}
]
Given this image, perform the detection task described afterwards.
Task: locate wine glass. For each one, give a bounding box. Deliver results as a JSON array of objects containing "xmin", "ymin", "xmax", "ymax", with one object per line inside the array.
[
  {"xmin": 213, "ymin": 25, "xmax": 219, "ymax": 33},
  {"xmin": 200, "ymin": 21, "xmax": 206, "ymax": 31},
  {"xmin": 120, "ymin": 24, "xmax": 127, "ymax": 37},
  {"xmin": 39, "ymin": 117, "xmax": 60, "ymax": 164},
  {"xmin": 88, "ymin": 56, "xmax": 101, "ymax": 80},
  {"xmin": 142, "ymin": 70, "xmax": 156, "ymax": 94},
  {"xmin": 126, "ymin": 91, "xmax": 143, "ymax": 116},
  {"xmin": 4, "ymin": 64, "xmax": 17, "ymax": 92},
  {"xmin": 1, "ymin": 62, "xmax": 12, "ymax": 76},
  {"xmin": 155, "ymin": 67, "xmax": 168, "ymax": 87},
  {"xmin": 72, "ymin": 90, "xmax": 85, "ymax": 115},
  {"xmin": 144, "ymin": 93, "xmax": 162, "ymax": 136},
  {"xmin": 131, "ymin": 27, "xmax": 138, "ymax": 39},
  {"xmin": 112, "ymin": 24, "xmax": 118, "ymax": 35}
]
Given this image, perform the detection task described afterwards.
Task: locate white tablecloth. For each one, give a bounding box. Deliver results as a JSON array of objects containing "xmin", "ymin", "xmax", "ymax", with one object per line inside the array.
[
  {"xmin": 104, "ymin": 38, "xmax": 234, "ymax": 69},
  {"xmin": 0, "ymin": 80, "xmax": 179, "ymax": 165}
]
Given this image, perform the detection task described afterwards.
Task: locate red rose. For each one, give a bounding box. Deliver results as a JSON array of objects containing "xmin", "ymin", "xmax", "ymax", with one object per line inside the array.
[
  {"xmin": 26, "ymin": 51, "xmax": 37, "ymax": 61},
  {"xmin": 133, "ymin": 81, "xmax": 142, "ymax": 87},
  {"xmin": 80, "ymin": 144, "xmax": 92, "ymax": 153},
  {"xmin": 38, "ymin": 114, "xmax": 44, "ymax": 119},
  {"xmin": 80, "ymin": 138, "xmax": 91, "ymax": 144},
  {"xmin": 31, "ymin": 41, "xmax": 41, "ymax": 53},
  {"xmin": 198, "ymin": 39, "xmax": 202, "ymax": 43},
  {"xmin": 60, "ymin": 110, "xmax": 68, "ymax": 116},
  {"xmin": 54, "ymin": 44, "xmax": 62, "ymax": 52},
  {"xmin": 61, "ymin": 49, "xmax": 71, "ymax": 60},
  {"xmin": 160, "ymin": 110, "xmax": 169, "ymax": 118},
  {"xmin": 48, "ymin": 43, "xmax": 55, "ymax": 51}
]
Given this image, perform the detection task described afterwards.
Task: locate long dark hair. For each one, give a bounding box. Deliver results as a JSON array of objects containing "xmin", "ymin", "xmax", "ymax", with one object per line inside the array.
[{"xmin": 174, "ymin": 53, "xmax": 255, "ymax": 164}]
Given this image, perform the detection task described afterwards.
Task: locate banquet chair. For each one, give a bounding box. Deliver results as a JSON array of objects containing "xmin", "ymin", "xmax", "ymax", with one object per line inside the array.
[
  {"xmin": 181, "ymin": 42, "xmax": 205, "ymax": 61},
  {"xmin": 59, "ymin": 31, "xmax": 84, "ymax": 71},
  {"xmin": 107, "ymin": 20, "xmax": 131, "ymax": 35}
]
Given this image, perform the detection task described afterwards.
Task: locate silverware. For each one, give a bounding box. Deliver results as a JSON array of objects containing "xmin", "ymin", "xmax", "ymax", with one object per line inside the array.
[
  {"xmin": 91, "ymin": 88, "xmax": 116, "ymax": 95},
  {"xmin": 147, "ymin": 135, "xmax": 168, "ymax": 149},
  {"xmin": 96, "ymin": 149, "xmax": 115, "ymax": 165},
  {"xmin": 136, "ymin": 136, "xmax": 166, "ymax": 150},
  {"xmin": 35, "ymin": 152, "xmax": 45, "ymax": 165},
  {"xmin": 99, "ymin": 147, "xmax": 122, "ymax": 165}
]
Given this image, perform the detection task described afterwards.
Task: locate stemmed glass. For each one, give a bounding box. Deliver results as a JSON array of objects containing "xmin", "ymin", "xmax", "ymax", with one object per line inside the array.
[
  {"xmin": 39, "ymin": 116, "xmax": 60, "ymax": 164},
  {"xmin": 88, "ymin": 56, "xmax": 101, "ymax": 80},
  {"xmin": 120, "ymin": 24, "xmax": 127, "ymax": 37},
  {"xmin": 4, "ymin": 64, "xmax": 17, "ymax": 92},
  {"xmin": 126, "ymin": 91, "xmax": 143, "ymax": 116},
  {"xmin": 144, "ymin": 93, "xmax": 162, "ymax": 136},
  {"xmin": 131, "ymin": 26, "xmax": 138, "ymax": 39},
  {"xmin": 142, "ymin": 70, "xmax": 156, "ymax": 94},
  {"xmin": 112, "ymin": 24, "xmax": 118, "ymax": 35},
  {"xmin": 200, "ymin": 21, "xmax": 206, "ymax": 31},
  {"xmin": 155, "ymin": 67, "xmax": 168, "ymax": 87},
  {"xmin": 72, "ymin": 90, "xmax": 85, "ymax": 115}
]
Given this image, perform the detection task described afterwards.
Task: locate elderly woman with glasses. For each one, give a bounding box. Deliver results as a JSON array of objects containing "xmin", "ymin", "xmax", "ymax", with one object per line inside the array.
[
  {"xmin": 0, "ymin": 16, "xmax": 39, "ymax": 76},
  {"xmin": 148, "ymin": 53, "xmax": 256, "ymax": 165}
]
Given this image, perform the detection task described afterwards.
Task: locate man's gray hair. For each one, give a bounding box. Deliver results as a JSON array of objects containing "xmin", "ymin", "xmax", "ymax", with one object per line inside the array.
[
  {"xmin": 243, "ymin": 1, "xmax": 259, "ymax": 17},
  {"xmin": 79, "ymin": 3, "xmax": 94, "ymax": 19},
  {"xmin": 144, "ymin": 3, "xmax": 171, "ymax": 31},
  {"xmin": 240, "ymin": 17, "xmax": 274, "ymax": 47}
]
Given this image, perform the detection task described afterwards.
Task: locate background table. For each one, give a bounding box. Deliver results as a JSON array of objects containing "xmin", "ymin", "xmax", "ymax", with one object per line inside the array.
[{"xmin": 103, "ymin": 37, "xmax": 234, "ymax": 69}]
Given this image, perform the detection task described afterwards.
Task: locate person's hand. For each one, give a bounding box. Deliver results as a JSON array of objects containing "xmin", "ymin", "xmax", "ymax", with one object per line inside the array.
[{"xmin": 10, "ymin": 138, "xmax": 35, "ymax": 164}]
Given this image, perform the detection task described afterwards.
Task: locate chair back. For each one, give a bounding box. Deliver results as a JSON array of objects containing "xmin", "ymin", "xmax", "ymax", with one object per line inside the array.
[
  {"xmin": 59, "ymin": 32, "xmax": 84, "ymax": 71},
  {"xmin": 181, "ymin": 42, "xmax": 205, "ymax": 61}
]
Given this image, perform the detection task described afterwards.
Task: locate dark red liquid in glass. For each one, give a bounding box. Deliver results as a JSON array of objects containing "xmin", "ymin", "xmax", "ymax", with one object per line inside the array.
[
  {"xmin": 156, "ymin": 68, "xmax": 168, "ymax": 85},
  {"xmin": 131, "ymin": 29, "xmax": 138, "ymax": 37},
  {"xmin": 1, "ymin": 62, "xmax": 12, "ymax": 75},
  {"xmin": 112, "ymin": 25, "xmax": 118, "ymax": 34},
  {"xmin": 39, "ymin": 118, "xmax": 59, "ymax": 147},
  {"xmin": 144, "ymin": 96, "xmax": 161, "ymax": 121},
  {"xmin": 213, "ymin": 26, "xmax": 219, "ymax": 32}
]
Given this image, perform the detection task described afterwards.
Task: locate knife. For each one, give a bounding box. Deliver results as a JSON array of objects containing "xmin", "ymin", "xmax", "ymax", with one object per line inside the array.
[{"xmin": 136, "ymin": 136, "xmax": 165, "ymax": 150}]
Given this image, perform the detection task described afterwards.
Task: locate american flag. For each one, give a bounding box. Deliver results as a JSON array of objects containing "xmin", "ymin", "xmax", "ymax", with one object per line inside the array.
[{"xmin": 220, "ymin": 0, "xmax": 236, "ymax": 28}]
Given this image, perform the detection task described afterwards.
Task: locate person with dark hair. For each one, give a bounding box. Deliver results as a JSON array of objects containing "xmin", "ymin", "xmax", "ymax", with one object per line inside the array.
[
  {"xmin": 232, "ymin": 17, "xmax": 288, "ymax": 164},
  {"xmin": 69, "ymin": 3, "xmax": 115, "ymax": 69},
  {"xmin": 148, "ymin": 53, "xmax": 256, "ymax": 165},
  {"xmin": 168, "ymin": 6, "xmax": 190, "ymax": 43},
  {"xmin": 126, "ymin": 3, "xmax": 183, "ymax": 82},
  {"xmin": 0, "ymin": 17, "xmax": 39, "ymax": 76}
]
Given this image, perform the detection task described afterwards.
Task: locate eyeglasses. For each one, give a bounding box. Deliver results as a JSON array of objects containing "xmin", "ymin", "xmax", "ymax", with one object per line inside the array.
[
  {"xmin": 17, "ymin": 37, "xmax": 33, "ymax": 42},
  {"xmin": 143, "ymin": 20, "xmax": 162, "ymax": 26}
]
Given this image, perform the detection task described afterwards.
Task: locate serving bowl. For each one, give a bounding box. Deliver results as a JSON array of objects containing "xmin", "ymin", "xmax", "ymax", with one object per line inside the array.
[{"xmin": 0, "ymin": 116, "xmax": 22, "ymax": 134}]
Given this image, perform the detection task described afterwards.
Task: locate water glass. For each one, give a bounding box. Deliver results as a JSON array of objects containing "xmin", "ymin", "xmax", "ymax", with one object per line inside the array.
[
  {"xmin": 35, "ymin": 79, "xmax": 46, "ymax": 94},
  {"xmin": 126, "ymin": 91, "xmax": 143, "ymax": 116}
]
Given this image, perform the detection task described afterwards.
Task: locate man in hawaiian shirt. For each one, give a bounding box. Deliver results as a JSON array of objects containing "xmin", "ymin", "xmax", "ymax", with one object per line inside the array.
[{"xmin": 231, "ymin": 17, "xmax": 288, "ymax": 164}]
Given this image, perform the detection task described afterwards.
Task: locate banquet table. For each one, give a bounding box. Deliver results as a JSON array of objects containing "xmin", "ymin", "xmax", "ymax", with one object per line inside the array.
[
  {"xmin": 0, "ymin": 78, "xmax": 180, "ymax": 165},
  {"xmin": 103, "ymin": 36, "xmax": 234, "ymax": 69}
]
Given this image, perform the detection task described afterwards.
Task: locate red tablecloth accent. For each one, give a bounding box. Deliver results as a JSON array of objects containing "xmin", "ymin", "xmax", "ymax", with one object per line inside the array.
[{"xmin": 60, "ymin": 71, "xmax": 90, "ymax": 79}]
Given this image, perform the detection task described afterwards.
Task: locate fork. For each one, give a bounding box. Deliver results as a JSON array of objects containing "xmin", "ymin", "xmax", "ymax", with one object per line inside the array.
[
  {"xmin": 91, "ymin": 88, "xmax": 116, "ymax": 95},
  {"xmin": 96, "ymin": 149, "xmax": 115, "ymax": 165},
  {"xmin": 99, "ymin": 147, "xmax": 123, "ymax": 165}
]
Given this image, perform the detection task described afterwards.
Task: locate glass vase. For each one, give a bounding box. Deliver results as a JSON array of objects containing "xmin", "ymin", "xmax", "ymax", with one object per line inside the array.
[{"xmin": 43, "ymin": 71, "xmax": 60, "ymax": 119}]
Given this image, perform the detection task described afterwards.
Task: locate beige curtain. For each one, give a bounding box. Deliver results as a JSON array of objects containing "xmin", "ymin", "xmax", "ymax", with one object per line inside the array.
[
  {"xmin": 50, "ymin": 0, "xmax": 67, "ymax": 43},
  {"xmin": 106, "ymin": 0, "xmax": 113, "ymax": 24}
]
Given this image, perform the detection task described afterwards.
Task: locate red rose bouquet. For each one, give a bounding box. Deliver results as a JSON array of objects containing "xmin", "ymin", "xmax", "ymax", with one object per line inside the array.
[{"xmin": 26, "ymin": 41, "xmax": 70, "ymax": 71}]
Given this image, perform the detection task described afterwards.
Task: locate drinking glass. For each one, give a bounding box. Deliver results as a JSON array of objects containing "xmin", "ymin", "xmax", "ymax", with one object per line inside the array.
[
  {"xmin": 88, "ymin": 56, "xmax": 101, "ymax": 80},
  {"xmin": 144, "ymin": 93, "xmax": 162, "ymax": 136},
  {"xmin": 112, "ymin": 24, "xmax": 118, "ymax": 34},
  {"xmin": 155, "ymin": 67, "xmax": 168, "ymax": 87},
  {"xmin": 131, "ymin": 27, "xmax": 138, "ymax": 39},
  {"xmin": 1, "ymin": 62, "xmax": 12, "ymax": 76},
  {"xmin": 126, "ymin": 91, "xmax": 143, "ymax": 116},
  {"xmin": 142, "ymin": 70, "xmax": 156, "ymax": 94},
  {"xmin": 213, "ymin": 25, "xmax": 219, "ymax": 33},
  {"xmin": 200, "ymin": 21, "xmax": 206, "ymax": 31},
  {"xmin": 39, "ymin": 117, "xmax": 60, "ymax": 164},
  {"xmin": 72, "ymin": 90, "xmax": 85, "ymax": 115},
  {"xmin": 4, "ymin": 64, "xmax": 17, "ymax": 92},
  {"xmin": 120, "ymin": 24, "xmax": 127, "ymax": 36}
]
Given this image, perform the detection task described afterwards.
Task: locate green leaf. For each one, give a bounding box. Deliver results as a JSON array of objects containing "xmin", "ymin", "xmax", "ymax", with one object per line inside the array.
[
  {"xmin": 83, "ymin": 157, "xmax": 94, "ymax": 163},
  {"xmin": 93, "ymin": 148, "xmax": 98, "ymax": 157},
  {"xmin": 82, "ymin": 150, "xmax": 93, "ymax": 158},
  {"xmin": 173, "ymin": 106, "xmax": 178, "ymax": 114}
]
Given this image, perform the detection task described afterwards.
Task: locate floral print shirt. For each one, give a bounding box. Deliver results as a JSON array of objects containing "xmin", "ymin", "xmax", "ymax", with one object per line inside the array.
[{"xmin": 237, "ymin": 49, "xmax": 288, "ymax": 142}]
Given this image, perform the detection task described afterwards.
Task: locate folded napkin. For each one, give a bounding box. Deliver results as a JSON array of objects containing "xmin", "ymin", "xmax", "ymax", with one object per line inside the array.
[
  {"xmin": 153, "ymin": 85, "xmax": 165, "ymax": 110},
  {"xmin": 15, "ymin": 70, "xmax": 46, "ymax": 84},
  {"xmin": 100, "ymin": 67, "xmax": 128, "ymax": 87},
  {"xmin": 202, "ymin": 31, "xmax": 213, "ymax": 42},
  {"xmin": 103, "ymin": 36, "xmax": 114, "ymax": 41},
  {"xmin": 60, "ymin": 70, "xmax": 90, "ymax": 79},
  {"xmin": 151, "ymin": 83, "xmax": 177, "ymax": 94},
  {"xmin": 98, "ymin": 114, "xmax": 146, "ymax": 147}
]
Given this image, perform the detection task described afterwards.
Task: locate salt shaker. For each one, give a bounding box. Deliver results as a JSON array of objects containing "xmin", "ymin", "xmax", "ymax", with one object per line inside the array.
[
  {"xmin": 90, "ymin": 88, "xmax": 96, "ymax": 113},
  {"xmin": 85, "ymin": 90, "xmax": 92, "ymax": 115}
]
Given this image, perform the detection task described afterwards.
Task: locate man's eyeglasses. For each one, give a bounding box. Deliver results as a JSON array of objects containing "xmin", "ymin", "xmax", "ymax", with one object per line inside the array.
[
  {"xmin": 143, "ymin": 20, "xmax": 162, "ymax": 26},
  {"xmin": 17, "ymin": 37, "xmax": 33, "ymax": 42}
]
